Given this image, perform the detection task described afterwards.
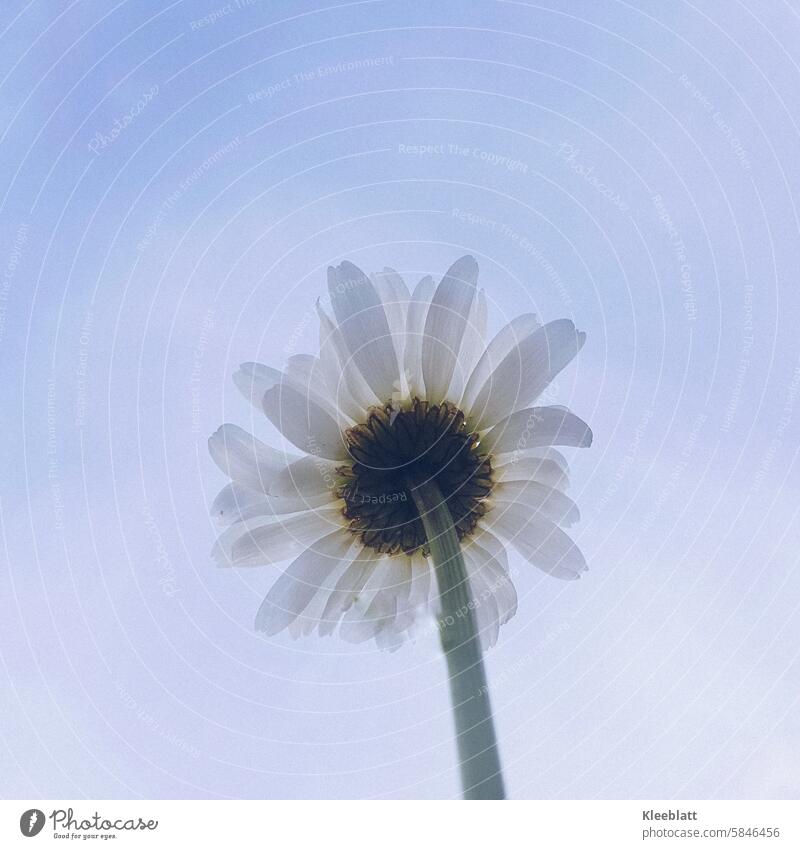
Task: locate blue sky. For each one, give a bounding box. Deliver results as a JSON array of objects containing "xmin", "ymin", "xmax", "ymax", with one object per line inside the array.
[{"xmin": 1, "ymin": 0, "xmax": 799, "ymax": 799}]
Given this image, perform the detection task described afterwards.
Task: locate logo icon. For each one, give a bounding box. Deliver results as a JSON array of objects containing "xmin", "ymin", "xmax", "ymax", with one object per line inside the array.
[{"xmin": 19, "ymin": 809, "xmax": 45, "ymax": 837}]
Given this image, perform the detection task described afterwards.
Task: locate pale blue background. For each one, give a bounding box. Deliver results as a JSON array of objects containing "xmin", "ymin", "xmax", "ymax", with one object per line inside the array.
[{"xmin": 1, "ymin": 0, "xmax": 798, "ymax": 799}]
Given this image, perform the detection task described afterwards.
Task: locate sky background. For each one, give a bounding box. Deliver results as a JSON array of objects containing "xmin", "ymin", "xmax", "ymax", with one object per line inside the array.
[{"xmin": 1, "ymin": 0, "xmax": 799, "ymax": 800}]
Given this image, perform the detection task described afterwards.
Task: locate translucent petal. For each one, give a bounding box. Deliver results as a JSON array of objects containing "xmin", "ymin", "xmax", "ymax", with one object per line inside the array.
[
  {"xmin": 208, "ymin": 424, "xmax": 297, "ymax": 490},
  {"xmin": 403, "ymin": 274, "xmax": 435, "ymax": 397},
  {"xmin": 328, "ymin": 261, "xmax": 400, "ymax": 403},
  {"xmin": 467, "ymin": 320, "xmax": 585, "ymax": 431},
  {"xmin": 262, "ymin": 381, "xmax": 348, "ymax": 460},
  {"xmin": 421, "ymin": 255, "xmax": 478, "ymax": 403},
  {"xmin": 216, "ymin": 507, "xmax": 343, "ymax": 567},
  {"xmin": 481, "ymin": 406, "xmax": 592, "ymax": 454},
  {"xmin": 254, "ymin": 530, "xmax": 353, "ymax": 635},
  {"xmin": 492, "ymin": 480, "xmax": 580, "ymax": 527}
]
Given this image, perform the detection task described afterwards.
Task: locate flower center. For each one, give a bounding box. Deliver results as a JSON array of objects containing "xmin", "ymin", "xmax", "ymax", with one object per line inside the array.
[{"xmin": 337, "ymin": 399, "xmax": 493, "ymax": 556}]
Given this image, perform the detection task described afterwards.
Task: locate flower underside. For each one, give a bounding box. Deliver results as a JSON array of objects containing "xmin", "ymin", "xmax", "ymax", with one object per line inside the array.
[{"xmin": 337, "ymin": 399, "xmax": 493, "ymax": 556}]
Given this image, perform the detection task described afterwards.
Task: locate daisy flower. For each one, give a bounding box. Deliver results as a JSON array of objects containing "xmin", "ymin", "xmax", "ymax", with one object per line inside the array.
[{"xmin": 209, "ymin": 256, "xmax": 592, "ymax": 652}]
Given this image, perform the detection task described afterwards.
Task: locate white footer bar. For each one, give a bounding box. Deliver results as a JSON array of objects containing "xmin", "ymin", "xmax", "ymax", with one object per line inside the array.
[{"xmin": 2, "ymin": 800, "xmax": 798, "ymax": 848}]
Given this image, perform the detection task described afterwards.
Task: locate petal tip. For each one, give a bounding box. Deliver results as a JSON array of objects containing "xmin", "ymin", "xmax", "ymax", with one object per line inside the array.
[
  {"xmin": 449, "ymin": 254, "xmax": 478, "ymax": 281},
  {"xmin": 211, "ymin": 544, "xmax": 233, "ymax": 568},
  {"xmin": 253, "ymin": 604, "xmax": 275, "ymax": 634}
]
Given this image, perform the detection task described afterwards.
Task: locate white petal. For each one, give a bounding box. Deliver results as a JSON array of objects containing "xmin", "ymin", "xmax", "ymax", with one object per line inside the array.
[
  {"xmin": 408, "ymin": 553, "xmax": 432, "ymax": 611},
  {"xmin": 387, "ymin": 562, "xmax": 415, "ymax": 633},
  {"xmin": 269, "ymin": 455, "xmax": 340, "ymax": 500},
  {"xmin": 215, "ymin": 507, "xmax": 343, "ymax": 567},
  {"xmin": 211, "ymin": 482, "xmax": 333, "ymax": 526},
  {"xmin": 262, "ymin": 381, "xmax": 347, "ymax": 460},
  {"xmin": 462, "ymin": 550, "xmax": 501, "ymax": 649},
  {"xmin": 328, "ymin": 261, "xmax": 400, "ymax": 403},
  {"xmin": 471, "ymin": 527, "xmax": 509, "ymax": 571},
  {"xmin": 317, "ymin": 301, "xmax": 376, "ymax": 418},
  {"xmin": 290, "ymin": 553, "xmax": 360, "ymax": 638},
  {"xmin": 339, "ymin": 558, "xmax": 398, "ymax": 643},
  {"xmin": 292, "ymin": 580, "xmax": 339, "ymax": 638},
  {"xmin": 469, "ymin": 288, "xmax": 489, "ymax": 359},
  {"xmin": 421, "ymin": 255, "xmax": 478, "ymax": 403},
  {"xmin": 489, "ymin": 503, "xmax": 587, "ymax": 579},
  {"xmin": 375, "ymin": 624, "xmax": 405, "ymax": 652},
  {"xmin": 449, "ymin": 288, "xmax": 488, "ymax": 401},
  {"xmin": 372, "ymin": 268, "xmax": 411, "ymax": 401},
  {"xmin": 318, "ymin": 547, "xmax": 380, "ymax": 636},
  {"xmin": 492, "ymin": 480, "xmax": 580, "ymax": 526},
  {"xmin": 468, "ymin": 538, "xmax": 518, "ymax": 626},
  {"xmin": 354, "ymin": 590, "xmax": 398, "ymax": 645},
  {"xmin": 212, "ymin": 482, "xmax": 269, "ymax": 526},
  {"xmin": 365, "ymin": 588, "xmax": 403, "ymax": 646},
  {"xmin": 285, "ymin": 354, "xmax": 342, "ymax": 411},
  {"xmin": 467, "ymin": 320, "xmax": 585, "ymax": 430},
  {"xmin": 469, "ymin": 529, "xmax": 517, "ymax": 622},
  {"xmin": 494, "ymin": 454, "xmax": 569, "ymax": 490},
  {"xmin": 371, "ymin": 267, "xmax": 409, "ymax": 342},
  {"xmin": 461, "ymin": 313, "xmax": 541, "ymax": 412},
  {"xmin": 403, "ymin": 274, "xmax": 436, "ymax": 397},
  {"xmin": 339, "ymin": 602, "xmax": 381, "ymax": 644},
  {"xmin": 208, "ymin": 424, "xmax": 297, "ymax": 489},
  {"xmin": 254, "ymin": 530, "xmax": 352, "ymax": 635},
  {"xmin": 232, "ymin": 362, "xmax": 282, "ymax": 411},
  {"xmin": 481, "ymin": 406, "xmax": 592, "ymax": 455}
]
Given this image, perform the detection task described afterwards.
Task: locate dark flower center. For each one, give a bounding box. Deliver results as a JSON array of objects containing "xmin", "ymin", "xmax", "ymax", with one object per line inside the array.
[{"xmin": 337, "ymin": 399, "xmax": 493, "ymax": 555}]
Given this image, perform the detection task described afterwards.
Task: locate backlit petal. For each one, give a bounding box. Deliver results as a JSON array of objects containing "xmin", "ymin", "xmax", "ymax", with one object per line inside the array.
[
  {"xmin": 421, "ymin": 255, "xmax": 478, "ymax": 403},
  {"xmin": 481, "ymin": 406, "xmax": 592, "ymax": 454},
  {"xmin": 467, "ymin": 320, "xmax": 585, "ymax": 430},
  {"xmin": 262, "ymin": 381, "xmax": 348, "ymax": 460},
  {"xmin": 328, "ymin": 261, "xmax": 400, "ymax": 403},
  {"xmin": 255, "ymin": 530, "xmax": 353, "ymax": 635}
]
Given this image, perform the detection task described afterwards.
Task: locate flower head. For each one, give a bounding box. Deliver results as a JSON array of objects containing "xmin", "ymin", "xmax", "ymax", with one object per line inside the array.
[{"xmin": 210, "ymin": 256, "xmax": 592, "ymax": 650}]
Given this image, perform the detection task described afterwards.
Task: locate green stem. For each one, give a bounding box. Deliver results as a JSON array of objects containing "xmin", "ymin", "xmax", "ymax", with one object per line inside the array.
[{"xmin": 408, "ymin": 474, "xmax": 506, "ymax": 800}]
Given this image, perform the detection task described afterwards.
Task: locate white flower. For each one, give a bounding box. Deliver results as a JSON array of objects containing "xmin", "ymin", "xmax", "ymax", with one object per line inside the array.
[{"xmin": 210, "ymin": 256, "xmax": 592, "ymax": 650}]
